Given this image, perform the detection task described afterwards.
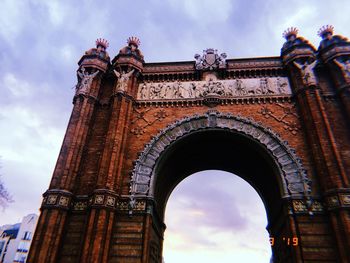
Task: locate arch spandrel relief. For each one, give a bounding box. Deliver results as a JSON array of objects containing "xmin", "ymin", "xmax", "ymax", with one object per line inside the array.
[
  {"xmin": 130, "ymin": 111, "xmax": 312, "ymax": 201},
  {"xmin": 137, "ymin": 77, "xmax": 291, "ymax": 100}
]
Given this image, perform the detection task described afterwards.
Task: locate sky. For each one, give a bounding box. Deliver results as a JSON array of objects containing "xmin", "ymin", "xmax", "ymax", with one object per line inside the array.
[{"xmin": 0, "ymin": 0, "xmax": 350, "ymax": 262}]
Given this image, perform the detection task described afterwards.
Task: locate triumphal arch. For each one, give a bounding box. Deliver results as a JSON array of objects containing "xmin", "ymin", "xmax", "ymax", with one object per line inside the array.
[{"xmin": 29, "ymin": 26, "xmax": 350, "ymax": 262}]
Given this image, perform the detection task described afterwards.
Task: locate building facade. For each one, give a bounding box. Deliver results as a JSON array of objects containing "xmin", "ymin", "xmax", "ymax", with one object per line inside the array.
[
  {"xmin": 29, "ymin": 26, "xmax": 350, "ymax": 262},
  {"xmin": 0, "ymin": 214, "xmax": 38, "ymax": 263}
]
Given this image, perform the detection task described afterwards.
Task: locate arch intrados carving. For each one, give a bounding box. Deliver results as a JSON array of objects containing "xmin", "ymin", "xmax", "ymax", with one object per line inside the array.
[{"xmin": 130, "ymin": 110, "xmax": 311, "ymax": 203}]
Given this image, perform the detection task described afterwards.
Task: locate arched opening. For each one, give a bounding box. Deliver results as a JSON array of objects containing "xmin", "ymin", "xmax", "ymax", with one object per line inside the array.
[
  {"xmin": 153, "ymin": 129, "xmax": 283, "ymax": 223},
  {"xmin": 163, "ymin": 170, "xmax": 271, "ymax": 263},
  {"xmin": 131, "ymin": 113, "xmax": 311, "ymax": 262}
]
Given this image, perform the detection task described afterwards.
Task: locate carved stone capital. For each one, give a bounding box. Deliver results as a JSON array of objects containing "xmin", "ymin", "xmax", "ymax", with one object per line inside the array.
[
  {"xmin": 291, "ymin": 199, "xmax": 324, "ymax": 214},
  {"xmin": 89, "ymin": 189, "xmax": 118, "ymax": 210},
  {"xmin": 42, "ymin": 189, "xmax": 73, "ymax": 210},
  {"xmin": 324, "ymin": 188, "xmax": 350, "ymax": 210}
]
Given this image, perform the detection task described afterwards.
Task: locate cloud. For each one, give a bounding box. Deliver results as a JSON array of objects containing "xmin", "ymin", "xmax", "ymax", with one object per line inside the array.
[
  {"xmin": 0, "ymin": 1, "xmax": 350, "ymax": 262},
  {"xmin": 167, "ymin": 0, "xmax": 233, "ymax": 25},
  {"xmin": 164, "ymin": 171, "xmax": 270, "ymax": 262}
]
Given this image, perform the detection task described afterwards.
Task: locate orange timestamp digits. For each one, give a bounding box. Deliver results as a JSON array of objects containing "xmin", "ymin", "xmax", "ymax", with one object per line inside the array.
[{"xmin": 269, "ymin": 237, "xmax": 299, "ymax": 246}]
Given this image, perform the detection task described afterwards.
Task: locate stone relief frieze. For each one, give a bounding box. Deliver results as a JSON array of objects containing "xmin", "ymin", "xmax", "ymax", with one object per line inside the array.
[{"xmin": 137, "ymin": 77, "xmax": 291, "ymax": 100}]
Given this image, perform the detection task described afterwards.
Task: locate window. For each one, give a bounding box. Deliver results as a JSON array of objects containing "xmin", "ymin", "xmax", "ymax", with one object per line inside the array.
[
  {"xmin": 14, "ymin": 252, "xmax": 27, "ymax": 263},
  {"xmin": 0, "ymin": 241, "xmax": 4, "ymax": 255},
  {"xmin": 22, "ymin": 231, "xmax": 32, "ymax": 240},
  {"xmin": 17, "ymin": 241, "xmax": 30, "ymax": 252}
]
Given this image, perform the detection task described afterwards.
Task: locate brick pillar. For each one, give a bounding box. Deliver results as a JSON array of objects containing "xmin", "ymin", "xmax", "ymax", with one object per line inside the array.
[
  {"xmin": 281, "ymin": 28, "xmax": 350, "ymax": 262},
  {"xmin": 28, "ymin": 40, "xmax": 110, "ymax": 263},
  {"xmin": 80, "ymin": 75, "xmax": 137, "ymax": 263},
  {"xmin": 81, "ymin": 37, "xmax": 144, "ymax": 263},
  {"xmin": 317, "ymin": 29, "xmax": 350, "ymax": 123}
]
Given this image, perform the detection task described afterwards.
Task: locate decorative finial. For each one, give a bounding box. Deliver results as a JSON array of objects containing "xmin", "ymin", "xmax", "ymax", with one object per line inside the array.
[
  {"xmin": 317, "ymin": 25, "xmax": 334, "ymax": 39},
  {"xmin": 95, "ymin": 38, "xmax": 109, "ymax": 49},
  {"xmin": 283, "ymin": 27, "xmax": 299, "ymax": 41},
  {"xmin": 127, "ymin": 36, "xmax": 141, "ymax": 48}
]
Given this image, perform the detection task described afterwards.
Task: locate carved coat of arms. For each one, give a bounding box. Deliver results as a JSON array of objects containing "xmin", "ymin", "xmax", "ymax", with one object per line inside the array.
[{"xmin": 194, "ymin": 48, "xmax": 227, "ymax": 70}]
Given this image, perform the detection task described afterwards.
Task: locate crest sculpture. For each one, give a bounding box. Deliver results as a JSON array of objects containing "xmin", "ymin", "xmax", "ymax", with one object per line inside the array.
[
  {"xmin": 195, "ymin": 48, "xmax": 227, "ymax": 70},
  {"xmin": 29, "ymin": 28, "xmax": 350, "ymax": 263}
]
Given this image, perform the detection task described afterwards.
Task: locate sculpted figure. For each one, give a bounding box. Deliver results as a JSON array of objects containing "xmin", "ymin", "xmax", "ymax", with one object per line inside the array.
[
  {"xmin": 276, "ymin": 77, "xmax": 288, "ymax": 93},
  {"xmin": 139, "ymin": 83, "xmax": 148, "ymax": 99},
  {"xmin": 114, "ymin": 69, "xmax": 135, "ymax": 92},
  {"xmin": 224, "ymin": 84, "xmax": 234, "ymax": 96},
  {"xmin": 194, "ymin": 54, "xmax": 203, "ymax": 70},
  {"xmin": 173, "ymin": 81, "xmax": 181, "ymax": 98},
  {"xmin": 164, "ymin": 83, "xmax": 173, "ymax": 99},
  {"xmin": 218, "ymin": 53, "xmax": 227, "ymax": 68},
  {"xmin": 149, "ymin": 84, "xmax": 161, "ymax": 99},
  {"xmin": 191, "ymin": 83, "xmax": 202, "ymax": 98},
  {"xmin": 333, "ymin": 58, "xmax": 350, "ymax": 81},
  {"xmin": 293, "ymin": 60, "xmax": 317, "ymax": 86},
  {"xmin": 235, "ymin": 79, "xmax": 246, "ymax": 96},
  {"xmin": 158, "ymin": 82, "xmax": 167, "ymax": 99},
  {"xmin": 76, "ymin": 67, "xmax": 99, "ymax": 94},
  {"xmin": 177, "ymin": 81, "xmax": 187, "ymax": 98},
  {"xmin": 259, "ymin": 78, "xmax": 275, "ymax": 94}
]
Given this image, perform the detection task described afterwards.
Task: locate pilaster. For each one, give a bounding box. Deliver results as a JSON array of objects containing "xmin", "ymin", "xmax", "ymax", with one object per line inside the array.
[
  {"xmin": 80, "ymin": 37, "xmax": 144, "ymax": 263},
  {"xmin": 282, "ymin": 27, "xmax": 350, "ymax": 262},
  {"xmin": 317, "ymin": 25, "xmax": 350, "ymax": 123},
  {"xmin": 28, "ymin": 39, "xmax": 110, "ymax": 263}
]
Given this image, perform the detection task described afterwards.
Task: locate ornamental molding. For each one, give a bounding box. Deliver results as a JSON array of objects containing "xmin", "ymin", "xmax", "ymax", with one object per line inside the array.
[
  {"xmin": 259, "ymin": 103, "xmax": 300, "ymax": 135},
  {"xmin": 143, "ymin": 63, "xmax": 194, "ymax": 73},
  {"xmin": 130, "ymin": 111, "xmax": 312, "ymax": 201},
  {"xmin": 292, "ymin": 199, "xmax": 324, "ymax": 214},
  {"xmin": 42, "ymin": 189, "xmax": 73, "ymax": 210},
  {"xmin": 131, "ymin": 109, "xmax": 168, "ymax": 137},
  {"xmin": 142, "ymin": 58, "xmax": 283, "ymax": 73},
  {"xmin": 137, "ymin": 77, "xmax": 291, "ymax": 100},
  {"xmin": 227, "ymin": 59, "xmax": 283, "ymax": 69}
]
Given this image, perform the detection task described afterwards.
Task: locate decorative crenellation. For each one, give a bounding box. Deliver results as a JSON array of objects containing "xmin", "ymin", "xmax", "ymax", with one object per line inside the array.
[
  {"xmin": 283, "ymin": 27, "xmax": 299, "ymax": 41},
  {"xmin": 127, "ymin": 36, "xmax": 141, "ymax": 48},
  {"xmin": 95, "ymin": 38, "xmax": 109, "ymax": 49},
  {"xmin": 318, "ymin": 25, "xmax": 334, "ymax": 39},
  {"xmin": 259, "ymin": 103, "xmax": 300, "ymax": 135},
  {"xmin": 130, "ymin": 111, "xmax": 312, "ymax": 202},
  {"xmin": 137, "ymin": 77, "xmax": 291, "ymax": 100}
]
